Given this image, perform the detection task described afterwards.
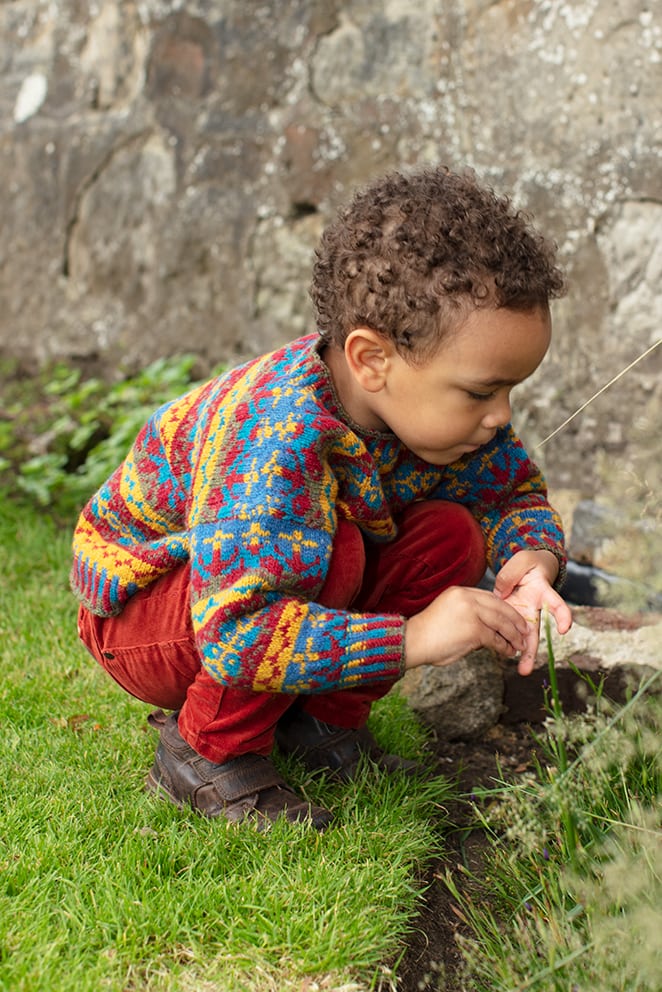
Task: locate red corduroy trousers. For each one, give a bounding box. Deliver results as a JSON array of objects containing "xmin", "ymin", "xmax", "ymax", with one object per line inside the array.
[{"xmin": 78, "ymin": 501, "xmax": 486, "ymax": 762}]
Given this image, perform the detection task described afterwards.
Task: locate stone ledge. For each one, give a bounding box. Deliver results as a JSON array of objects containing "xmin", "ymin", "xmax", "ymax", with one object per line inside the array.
[{"xmin": 399, "ymin": 607, "xmax": 662, "ymax": 740}]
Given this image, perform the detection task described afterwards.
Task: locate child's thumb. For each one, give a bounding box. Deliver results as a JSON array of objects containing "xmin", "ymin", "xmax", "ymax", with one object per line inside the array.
[{"xmin": 493, "ymin": 564, "xmax": 516, "ymax": 599}]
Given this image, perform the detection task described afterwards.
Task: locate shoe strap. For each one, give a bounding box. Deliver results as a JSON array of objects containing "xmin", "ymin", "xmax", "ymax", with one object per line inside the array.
[{"xmin": 207, "ymin": 754, "xmax": 288, "ymax": 802}]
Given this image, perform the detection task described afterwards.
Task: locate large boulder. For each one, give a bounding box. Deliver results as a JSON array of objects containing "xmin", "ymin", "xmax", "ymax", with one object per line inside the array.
[{"xmin": 398, "ymin": 650, "xmax": 505, "ymax": 741}]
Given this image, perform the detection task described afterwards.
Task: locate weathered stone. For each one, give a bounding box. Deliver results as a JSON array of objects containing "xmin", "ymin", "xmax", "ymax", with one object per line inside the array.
[
  {"xmin": 567, "ymin": 499, "xmax": 623, "ymax": 566},
  {"xmin": 400, "ymin": 650, "xmax": 505, "ymax": 741},
  {"xmin": 400, "ymin": 607, "xmax": 661, "ymax": 739},
  {"xmin": 2, "ymin": 0, "xmax": 661, "ymax": 548},
  {"xmin": 546, "ymin": 487, "xmax": 662, "ymax": 609},
  {"xmin": 543, "ymin": 605, "xmax": 662, "ymax": 674}
]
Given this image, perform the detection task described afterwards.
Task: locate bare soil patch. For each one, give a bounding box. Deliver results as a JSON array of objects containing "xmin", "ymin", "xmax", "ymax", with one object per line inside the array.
[{"xmin": 396, "ymin": 723, "xmax": 542, "ymax": 992}]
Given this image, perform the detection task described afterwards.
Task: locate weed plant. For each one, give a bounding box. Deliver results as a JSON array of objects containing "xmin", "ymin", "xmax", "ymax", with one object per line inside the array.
[
  {"xmin": 445, "ymin": 617, "xmax": 661, "ymax": 991},
  {"xmin": 0, "ymin": 355, "xmax": 213, "ymax": 518},
  {"xmin": 0, "ymin": 500, "xmax": 451, "ymax": 992}
]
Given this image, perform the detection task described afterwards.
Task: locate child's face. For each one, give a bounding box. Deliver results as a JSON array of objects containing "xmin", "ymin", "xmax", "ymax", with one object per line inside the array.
[{"xmin": 368, "ymin": 306, "xmax": 551, "ymax": 465}]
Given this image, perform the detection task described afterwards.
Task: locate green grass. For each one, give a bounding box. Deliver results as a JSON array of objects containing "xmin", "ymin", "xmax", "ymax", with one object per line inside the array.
[
  {"xmin": 3, "ymin": 497, "xmax": 660, "ymax": 991},
  {"xmin": 0, "ymin": 498, "xmax": 451, "ymax": 992},
  {"xmin": 443, "ymin": 630, "xmax": 662, "ymax": 992}
]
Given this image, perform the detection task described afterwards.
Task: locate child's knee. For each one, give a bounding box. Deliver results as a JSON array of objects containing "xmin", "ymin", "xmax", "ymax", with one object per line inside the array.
[
  {"xmin": 318, "ymin": 520, "xmax": 366, "ymax": 608},
  {"xmin": 402, "ymin": 500, "xmax": 486, "ymax": 587}
]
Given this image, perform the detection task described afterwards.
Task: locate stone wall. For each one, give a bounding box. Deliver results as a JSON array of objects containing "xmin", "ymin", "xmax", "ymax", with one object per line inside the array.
[{"xmin": 2, "ymin": 1, "xmax": 661, "ymax": 551}]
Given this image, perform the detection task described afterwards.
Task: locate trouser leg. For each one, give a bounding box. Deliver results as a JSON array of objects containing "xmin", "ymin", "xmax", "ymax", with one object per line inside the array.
[
  {"xmin": 76, "ymin": 521, "xmax": 366, "ymax": 763},
  {"xmin": 77, "ymin": 565, "xmax": 293, "ymax": 763}
]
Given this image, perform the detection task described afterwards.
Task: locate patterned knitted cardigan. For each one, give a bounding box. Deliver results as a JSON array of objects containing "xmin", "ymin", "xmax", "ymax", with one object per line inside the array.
[{"xmin": 71, "ymin": 334, "xmax": 566, "ymax": 695}]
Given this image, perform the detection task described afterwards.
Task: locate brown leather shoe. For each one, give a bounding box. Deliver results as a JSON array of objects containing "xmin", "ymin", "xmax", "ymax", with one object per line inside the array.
[
  {"xmin": 145, "ymin": 712, "xmax": 333, "ymax": 830},
  {"xmin": 275, "ymin": 707, "xmax": 421, "ymax": 783}
]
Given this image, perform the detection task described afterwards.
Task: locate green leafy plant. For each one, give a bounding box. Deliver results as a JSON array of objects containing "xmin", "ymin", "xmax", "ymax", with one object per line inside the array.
[{"xmin": 0, "ymin": 355, "xmax": 216, "ymax": 519}]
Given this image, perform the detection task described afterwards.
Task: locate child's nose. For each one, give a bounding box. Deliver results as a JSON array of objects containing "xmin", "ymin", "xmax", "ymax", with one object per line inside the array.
[{"xmin": 481, "ymin": 394, "xmax": 512, "ymax": 429}]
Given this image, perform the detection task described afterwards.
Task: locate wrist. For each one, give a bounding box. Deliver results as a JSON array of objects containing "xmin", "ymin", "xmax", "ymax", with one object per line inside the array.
[
  {"xmin": 403, "ymin": 615, "xmax": 430, "ymax": 670},
  {"xmin": 532, "ymin": 548, "xmax": 561, "ymax": 585}
]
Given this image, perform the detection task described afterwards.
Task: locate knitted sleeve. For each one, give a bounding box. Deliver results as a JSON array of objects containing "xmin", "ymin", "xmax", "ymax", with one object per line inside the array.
[
  {"xmin": 185, "ymin": 389, "xmax": 405, "ymax": 694},
  {"xmin": 187, "ymin": 514, "xmax": 404, "ymax": 694},
  {"xmin": 435, "ymin": 425, "xmax": 567, "ymax": 583},
  {"xmin": 70, "ymin": 400, "xmax": 194, "ymax": 616}
]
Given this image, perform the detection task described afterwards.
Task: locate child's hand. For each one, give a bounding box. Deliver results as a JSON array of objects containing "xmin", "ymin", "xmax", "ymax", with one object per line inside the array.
[
  {"xmin": 404, "ymin": 585, "xmax": 532, "ymax": 672},
  {"xmin": 493, "ymin": 550, "xmax": 573, "ymax": 676}
]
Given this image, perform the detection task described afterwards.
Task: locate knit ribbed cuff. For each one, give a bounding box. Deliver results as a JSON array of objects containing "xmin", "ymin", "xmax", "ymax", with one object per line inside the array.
[{"xmin": 339, "ymin": 612, "xmax": 407, "ymax": 688}]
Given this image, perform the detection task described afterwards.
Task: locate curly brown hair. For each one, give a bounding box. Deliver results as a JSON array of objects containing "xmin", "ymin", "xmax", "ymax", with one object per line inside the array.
[{"xmin": 310, "ymin": 167, "xmax": 565, "ymax": 362}]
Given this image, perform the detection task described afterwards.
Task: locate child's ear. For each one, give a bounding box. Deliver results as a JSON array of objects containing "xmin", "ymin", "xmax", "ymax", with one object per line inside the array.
[{"xmin": 344, "ymin": 328, "xmax": 393, "ymax": 392}]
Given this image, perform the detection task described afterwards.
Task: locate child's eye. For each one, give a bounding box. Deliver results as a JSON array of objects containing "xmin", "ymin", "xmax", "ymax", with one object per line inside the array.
[{"xmin": 466, "ymin": 390, "xmax": 496, "ymax": 402}]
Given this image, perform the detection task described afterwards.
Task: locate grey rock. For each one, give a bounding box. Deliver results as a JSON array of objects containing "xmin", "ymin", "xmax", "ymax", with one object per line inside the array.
[
  {"xmin": 400, "ymin": 650, "xmax": 504, "ymax": 741},
  {"xmin": 400, "ymin": 606, "xmax": 661, "ymax": 739},
  {"xmin": 542, "ymin": 605, "xmax": 662, "ymax": 675}
]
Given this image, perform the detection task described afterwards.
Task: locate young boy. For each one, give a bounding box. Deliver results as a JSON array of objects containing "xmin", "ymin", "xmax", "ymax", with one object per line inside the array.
[{"xmin": 72, "ymin": 166, "xmax": 572, "ymax": 830}]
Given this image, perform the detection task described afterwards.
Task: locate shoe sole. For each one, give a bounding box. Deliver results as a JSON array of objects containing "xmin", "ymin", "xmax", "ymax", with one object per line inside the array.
[{"xmin": 145, "ymin": 768, "xmax": 332, "ymax": 830}]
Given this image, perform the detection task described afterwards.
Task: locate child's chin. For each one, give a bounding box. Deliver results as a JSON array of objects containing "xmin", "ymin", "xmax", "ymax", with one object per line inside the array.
[
  {"xmin": 420, "ymin": 445, "xmax": 478, "ymax": 466},
  {"xmin": 416, "ymin": 451, "xmax": 459, "ymax": 466}
]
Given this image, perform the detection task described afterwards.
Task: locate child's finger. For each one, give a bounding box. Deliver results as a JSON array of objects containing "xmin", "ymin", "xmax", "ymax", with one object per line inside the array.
[
  {"xmin": 547, "ymin": 596, "xmax": 573, "ymax": 634},
  {"xmin": 492, "ymin": 561, "xmax": 519, "ymax": 599},
  {"xmin": 482, "ymin": 597, "xmax": 530, "ymax": 655},
  {"xmin": 517, "ymin": 636, "xmax": 539, "ymax": 675}
]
